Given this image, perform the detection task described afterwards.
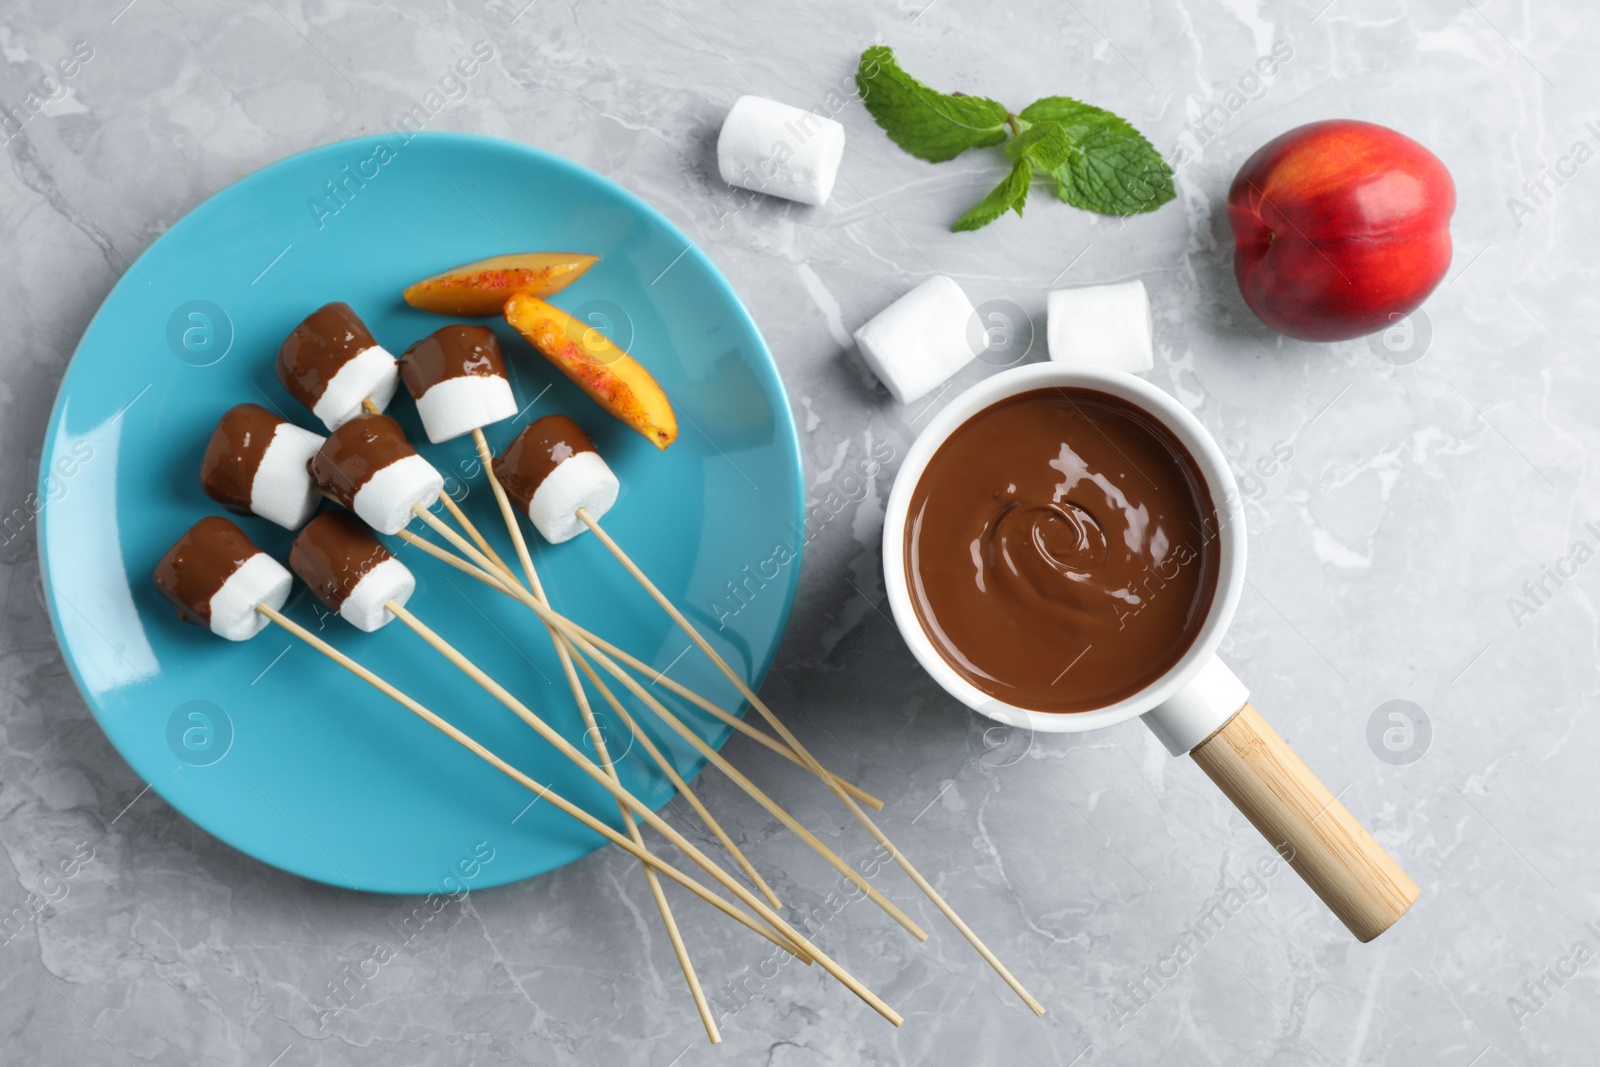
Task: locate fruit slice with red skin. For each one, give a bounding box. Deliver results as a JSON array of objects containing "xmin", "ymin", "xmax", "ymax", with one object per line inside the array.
[
  {"xmin": 1228, "ymin": 120, "xmax": 1455, "ymax": 343},
  {"xmin": 404, "ymin": 253, "xmax": 599, "ymax": 316}
]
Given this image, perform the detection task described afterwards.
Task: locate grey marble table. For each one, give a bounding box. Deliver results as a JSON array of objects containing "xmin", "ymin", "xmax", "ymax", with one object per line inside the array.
[{"xmin": 3, "ymin": 0, "xmax": 1595, "ymax": 1063}]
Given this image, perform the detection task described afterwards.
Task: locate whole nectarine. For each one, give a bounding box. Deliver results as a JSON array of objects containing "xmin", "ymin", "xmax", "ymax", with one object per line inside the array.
[{"xmin": 1229, "ymin": 120, "xmax": 1454, "ymax": 342}]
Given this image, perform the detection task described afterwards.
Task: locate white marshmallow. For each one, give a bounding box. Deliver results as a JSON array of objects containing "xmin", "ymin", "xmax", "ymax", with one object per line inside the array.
[
  {"xmin": 717, "ymin": 95, "xmax": 846, "ymax": 207},
  {"xmin": 208, "ymin": 552, "xmax": 292, "ymax": 642},
  {"xmin": 1047, "ymin": 280, "xmax": 1154, "ymax": 375},
  {"xmin": 853, "ymin": 275, "xmax": 988, "ymax": 405},
  {"xmin": 414, "ymin": 375, "xmax": 517, "ymax": 444},
  {"xmin": 311, "ymin": 345, "xmax": 401, "ymax": 431},
  {"xmin": 250, "ymin": 422, "xmax": 326, "ymax": 529},
  {"xmin": 351, "ymin": 454, "xmax": 445, "ymax": 535},
  {"xmin": 339, "ymin": 556, "xmax": 416, "ymax": 632},
  {"xmin": 527, "ymin": 450, "xmax": 619, "ymax": 544}
]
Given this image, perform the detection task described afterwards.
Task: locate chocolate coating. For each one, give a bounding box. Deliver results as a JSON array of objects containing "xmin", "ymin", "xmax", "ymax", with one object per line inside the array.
[
  {"xmin": 153, "ymin": 516, "xmax": 262, "ymax": 626},
  {"xmin": 398, "ymin": 325, "xmax": 507, "ymax": 398},
  {"xmin": 904, "ymin": 388, "xmax": 1220, "ymax": 713},
  {"xmin": 290, "ymin": 512, "xmax": 392, "ymax": 612},
  {"xmin": 492, "ymin": 415, "xmax": 596, "ymax": 512},
  {"xmin": 200, "ymin": 403, "xmax": 285, "ymax": 514},
  {"xmin": 277, "ymin": 302, "xmax": 379, "ymax": 409},
  {"xmin": 309, "ymin": 412, "xmax": 417, "ymax": 507}
]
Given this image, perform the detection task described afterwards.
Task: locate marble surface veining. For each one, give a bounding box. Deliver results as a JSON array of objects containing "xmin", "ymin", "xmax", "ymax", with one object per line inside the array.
[{"xmin": 2, "ymin": 0, "xmax": 1596, "ymax": 1063}]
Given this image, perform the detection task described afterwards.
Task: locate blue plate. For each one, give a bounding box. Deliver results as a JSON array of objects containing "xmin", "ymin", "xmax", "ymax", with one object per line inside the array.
[{"xmin": 38, "ymin": 133, "xmax": 803, "ymax": 894}]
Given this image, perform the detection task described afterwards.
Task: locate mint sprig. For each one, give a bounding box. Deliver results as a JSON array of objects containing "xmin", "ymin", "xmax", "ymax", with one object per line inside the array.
[{"xmin": 856, "ymin": 47, "xmax": 1175, "ymax": 231}]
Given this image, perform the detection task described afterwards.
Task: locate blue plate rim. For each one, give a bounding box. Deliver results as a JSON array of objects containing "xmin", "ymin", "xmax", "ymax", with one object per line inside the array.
[{"xmin": 36, "ymin": 131, "xmax": 807, "ymax": 894}]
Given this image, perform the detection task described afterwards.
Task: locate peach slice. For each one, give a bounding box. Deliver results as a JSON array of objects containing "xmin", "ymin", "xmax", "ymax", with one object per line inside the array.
[
  {"xmin": 403, "ymin": 253, "xmax": 599, "ymax": 316},
  {"xmin": 503, "ymin": 293, "xmax": 678, "ymax": 451}
]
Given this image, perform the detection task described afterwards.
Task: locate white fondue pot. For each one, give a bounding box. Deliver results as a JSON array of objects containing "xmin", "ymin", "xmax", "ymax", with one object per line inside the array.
[{"xmin": 882, "ymin": 362, "xmax": 1418, "ymax": 942}]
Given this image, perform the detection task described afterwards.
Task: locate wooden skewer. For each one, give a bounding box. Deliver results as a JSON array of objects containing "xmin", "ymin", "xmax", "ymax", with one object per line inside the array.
[
  {"xmin": 408, "ymin": 522, "xmax": 789, "ymax": 921},
  {"xmin": 470, "ymin": 427, "xmax": 781, "ymax": 911},
  {"xmin": 553, "ymin": 632, "xmax": 782, "ymax": 916},
  {"xmin": 382, "ymin": 597, "xmax": 898, "ymax": 1024},
  {"xmin": 546, "ymin": 614, "xmax": 931, "ymax": 946},
  {"xmin": 560, "ymin": 638, "xmax": 785, "ymax": 904},
  {"xmin": 468, "ymin": 428, "xmax": 524, "ymax": 584},
  {"xmin": 407, "ymin": 511, "xmax": 927, "ymax": 942},
  {"xmin": 468, "ymin": 433, "xmax": 724, "ymax": 1043},
  {"xmin": 562, "ymin": 620, "xmax": 885, "ymax": 810},
  {"xmin": 254, "ymin": 603, "xmax": 800, "ymax": 962},
  {"xmin": 400, "ymin": 518, "xmax": 791, "ymax": 939},
  {"xmin": 394, "ymin": 528, "xmax": 883, "ymax": 810},
  {"xmin": 439, "ymin": 491, "xmax": 516, "ymax": 578},
  {"xmin": 575, "ymin": 508, "xmax": 1046, "ymax": 1016}
]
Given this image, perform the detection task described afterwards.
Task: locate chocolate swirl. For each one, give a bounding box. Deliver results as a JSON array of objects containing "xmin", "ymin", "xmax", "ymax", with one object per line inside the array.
[{"xmin": 904, "ymin": 388, "xmax": 1220, "ymax": 712}]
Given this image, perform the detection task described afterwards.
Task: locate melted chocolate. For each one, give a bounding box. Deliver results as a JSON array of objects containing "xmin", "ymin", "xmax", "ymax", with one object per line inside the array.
[
  {"xmin": 277, "ymin": 302, "xmax": 379, "ymax": 408},
  {"xmin": 200, "ymin": 403, "xmax": 284, "ymax": 514},
  {"xmin": 290, "ymin": 512, "xmax": 392, "ymax": 611},
  {"xmin": 310, "ymin": 412, "xmax": 417, "ymax": 507},
  {"xmin": 904, "ymin": 388, "xmax": 1220, "ymax": 713},
  {"xmin": 153, "ymin": 516, "xmax": 263, "ymax": 626},
  {"xmin": 398, "ymin": 325, "xmax": 507, "ymax": 398},
  {"xmin": 493, "ymin": 414, "xmax": 595, "ymax": 512}
]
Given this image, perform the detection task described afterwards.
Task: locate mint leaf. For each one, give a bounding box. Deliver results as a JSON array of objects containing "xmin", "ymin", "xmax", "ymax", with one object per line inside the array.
[
  {"xmin": 854, "ymin": 52, "xmax": 1176, "ymax": 227},
  {"xmin": 1050, "ymin": 128, "xmax": 1175, "ymax": 215},
  {"xmin": 856, "ymin": 46, "xmax": 1010, "ymax": 163},
  {"xmin": 1017, "ymin": 96, "xmax": 1111, "ymax": 128},
  {"xmin": 1004, "ymin": 120, "xmax": 1073, "ymax": 172},
  {"xmin": 1020, "ymin": 96, "xmax": 1174, "ymax": 215},
  {"xmin": 952, "ymin": 158, "xmax": 1031, "ymax": 232}
]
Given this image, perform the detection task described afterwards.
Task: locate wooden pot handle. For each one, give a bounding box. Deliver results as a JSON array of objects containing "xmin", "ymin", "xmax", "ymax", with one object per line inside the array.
[{"xmin": 1190, "ymin": 703, "xmax": 1420, "ymax": 942}]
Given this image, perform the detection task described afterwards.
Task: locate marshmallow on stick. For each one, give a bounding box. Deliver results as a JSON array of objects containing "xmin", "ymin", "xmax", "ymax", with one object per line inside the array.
[
  {"xmin": 717, "ymin": 95, "xmax": 846, "ymax": 207},
  {"xmin": 310, "ymin": 412, "xmax": 445, "ymax": 536},
  {"xmin": 1046, "ymin": 280, "xmax": 1154, "ymax": 375},
  {"xmin": 398, "ymin": 325, "xmax": 518, "ymax": 444},
  {"xmin": 854, "ymin": 275, "xmax": 989, "ymax": 404},
  {"xmin": 153, "ymin": 516, "xmax": 292, "ymax": 641},
  {"xmin": 492, "ymin": 414, "xmax": 618, "ymax": 545},
  {"xmin": 200, "ymin": 403, "xmax": 325, "ymax": 530},
  {"xmin": 290, "ymin": 512, "xmax": 416, "ymax": 632},
  {"xmin": 278, "ymin": 302, "xmax": 400, "ymax": 431}
]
